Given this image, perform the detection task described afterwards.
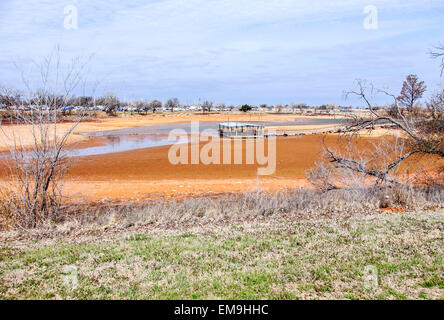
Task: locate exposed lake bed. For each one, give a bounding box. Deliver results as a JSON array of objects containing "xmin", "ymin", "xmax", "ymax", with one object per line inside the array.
[{"xmin": 70, "ymin": 118, "xmax": 350, "ymax": 157}]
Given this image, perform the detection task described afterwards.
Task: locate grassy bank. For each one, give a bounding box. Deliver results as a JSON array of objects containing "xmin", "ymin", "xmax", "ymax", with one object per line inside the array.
[{"xmin": 0, "ymin": 210, "xmax": 442, "ymax": 300}]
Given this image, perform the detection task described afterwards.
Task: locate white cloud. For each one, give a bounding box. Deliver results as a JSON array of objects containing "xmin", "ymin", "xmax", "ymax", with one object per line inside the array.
[{"xmin": 0, "ymin": 0, "xmax": 443, "ymax": 104}]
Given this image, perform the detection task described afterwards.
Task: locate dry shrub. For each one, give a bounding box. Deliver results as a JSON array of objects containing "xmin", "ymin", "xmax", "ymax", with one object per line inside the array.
[
  {"xmin": 376, "ymin": 185, "xmax": 413, "ymax": 208},
  {"xmin": 0, "ymin": 200, "xmax": 14, "ymax": 231},
  {"xmin": 2, "ymin": 185, "xmax": 442, "ymax": 232},
  {"xmin": 44, "ymin": 186, "xmax": 444, "ymax": 233},
  {"xmin": 0, "ymin": 189, "xmax": 24, "ymax": 231},
  {"xmin": 376, "ymin": 184, "xmax": 444, "ymax": 209}
]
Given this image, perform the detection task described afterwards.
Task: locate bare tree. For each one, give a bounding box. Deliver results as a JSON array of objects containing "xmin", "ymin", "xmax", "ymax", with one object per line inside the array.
[
  {"xmin": 0, "ymin": 85, "xmax": 22, "ymax": 110},
  {"xmin": 216, "ymin": 102, "xmax": 226, "ymax": 111},
  {"xmin": 148, "ymin": 99, "xmax": 162, "ymax": 113},
  {"xmin": 165, "ymin": 98, "xmax": 179, "ymax": 112},
  {"xmin": 347, "ymin": 80, "xmax": 442, "ymax": 156},
  {"xmin": 397, "ymin": 74, "xmax": 426, "ymax": 115},
  {"xmin": 291, "ymin": 102, "xmax": 308, "ymax": 113},
  {"xmin": 131, "ymin": 99, "xmax": 147, "ymax": 115},
  {"xmin": 97, "ymin": 92, "xmax": 119, "ymax": 116},
  {"xmin": 0, "ymin": 49, "xmax": 90, "ymax": 228},
  {"xmin": 308, "ymin": 78, "xmax": 443, "ymax": 190},
  {"xmin": 202, "ymin": 100, "xmax": 213, "ymax": 113},
  {"xmin": 290, "ymin": 102, "xmax": 308, "ymax": 114},
  {"xmin": 427, "ymin": 88, "xmax": 444, "ymax": 121},
  {"xmin": 311, "ymin": 134, "xmax": 410, "ymax": 190},
  {"xmin": 309, "ymin": 135, "xmax": 415, "ymax": 190},
  {"xmin": 430, "ymin": 43, "xmax": 444, "ymax": 76}
]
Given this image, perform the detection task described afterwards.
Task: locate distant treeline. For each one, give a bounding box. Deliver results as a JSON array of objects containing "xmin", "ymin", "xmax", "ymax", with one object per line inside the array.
[{"xmin": 0, "ymin": 87, "xmax": 357, "ymax": 115}]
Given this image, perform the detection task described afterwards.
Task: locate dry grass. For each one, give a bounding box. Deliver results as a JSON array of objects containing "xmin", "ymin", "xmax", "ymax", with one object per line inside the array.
[
  {"xmin": 1, "ymin": 185, "xmax": 443, "ymax": 233},
  {"xmin": 0, "ymin": 186, "xmax": 442, "ymax": 300},
  {"xmin": 0, "ymin": 209, "xmax": 442, "ymax": 300},
  {"xmin": 43, "ymin": 185, "xmax": 444, "ymax": 231}
]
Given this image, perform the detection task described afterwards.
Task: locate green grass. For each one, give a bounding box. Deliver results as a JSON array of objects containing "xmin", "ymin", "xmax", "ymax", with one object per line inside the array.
[{"xmin": 0, "ymin": 211, "xmax": 443, "ymax": 299}]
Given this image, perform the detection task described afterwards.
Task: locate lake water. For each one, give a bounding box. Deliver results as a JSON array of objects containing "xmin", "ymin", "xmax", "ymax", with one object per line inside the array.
[
  {"xmin": 68, "ymin": 118, "xmax": 350, "ymax": 157},
  {"xmin": 83, "ymin": 118, "xmax": 348, "ymax": 137}
]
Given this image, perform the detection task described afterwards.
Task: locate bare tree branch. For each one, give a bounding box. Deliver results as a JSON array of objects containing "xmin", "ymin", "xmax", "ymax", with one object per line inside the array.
[
  {"xmin": 430, "ymin": 43, "xmax": 444, "ymax": 76},
  {"xmin": 0, "ymin": 48, "xmax": 92, "ymax": 228},
  {"xmin": 309, "ymin": 73, "xmax": 443, "ymax": 191}
]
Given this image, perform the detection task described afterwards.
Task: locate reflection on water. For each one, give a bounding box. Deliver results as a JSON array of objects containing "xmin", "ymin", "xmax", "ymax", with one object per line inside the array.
[{"xmin": 68, "ymin": 134, "xmax": 185, "ymax": 157}]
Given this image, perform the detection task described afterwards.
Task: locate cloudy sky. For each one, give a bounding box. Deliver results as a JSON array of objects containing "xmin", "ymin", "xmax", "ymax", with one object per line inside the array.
[{"xmin": 0, "ymin": 0, "xmax": 443, "ymax": 105}]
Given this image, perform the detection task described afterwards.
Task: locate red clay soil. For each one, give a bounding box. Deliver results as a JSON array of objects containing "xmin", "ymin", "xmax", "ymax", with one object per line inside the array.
[{"xmin": 0, "ymin": 134, "xmax": 442, "ymax": 201}]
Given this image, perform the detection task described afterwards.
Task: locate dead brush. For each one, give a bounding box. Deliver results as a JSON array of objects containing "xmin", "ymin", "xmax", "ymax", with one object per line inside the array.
[
  {"xmin": 68, "ymin": 187, "xmax": 443, "ymax": 230},
  {"xmin": 0, "ymin": 188, "xmax": 34, "ymax": 231},
  {"xmin": 375, "ymin": 184, "xmax": 444, "ymax": 209},
  {"xmin": 0, "ymin": 195, "xmax": 16, "ymax": 231},
  {"xmin": 2, "ymin": 185, "xmax": 443, "ymax": 233}
]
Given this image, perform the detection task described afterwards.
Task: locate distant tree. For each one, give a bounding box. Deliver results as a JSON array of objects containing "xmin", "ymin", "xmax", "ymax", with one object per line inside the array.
[
  {"xmin": 296, "ymin": 103, "xmax": 309, "ymax": 113},
  {"xmin": 0, "ymin": 85, "xmax": 22, "ymax": 109},
  {"xmin": 259, "ymin": 104, "xmax": 267, "ymax": 110},
  {"xmin": 148, "ymin": 99, "xmax": 162, "ymax": 113},
  {"xmin": 216, "ymin": 102, "xmax": 226, "ymax": 111},
  {"xmin": 131, "ymin": 99, "xmax": 147, "ymax": 115},
  {"xmin": 97, "ymin": 92, "xmax": 120, "ymax": 116},
  {"xmin": 29, "ymin": 90, "xmax": 65, "ymax": 110},
  {"xmin": 397, "ymin": 74, "xmax": 426, "ymax": 115},
  {"xmin": 165, "ymin": 98, "xmax": 180, "ymax": 112},
  {"xmin": 427, "ymin": 88, "xmax": 444, "ymax": 120},
  {"xmin": 240, "ymin": 104, "xmax": 252, "ymax": 112},
  {"xmin": 77, "ymin": 96, "xmax": 93, "ymax": 109},
  {"xmin": 290, "ymin": 102, "xmax": 298, "ymax": 113},
  {"xmin": 325, "ymin": 103, "xmax": 336, "ymax": 111},
  {"xmin": 202, "ymin": 100, "xmax": 213, "ymax": 112}
]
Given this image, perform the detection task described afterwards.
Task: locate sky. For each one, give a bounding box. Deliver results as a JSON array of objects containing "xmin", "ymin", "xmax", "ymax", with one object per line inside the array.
[{"xmin": 0, "ymin": 0, "xmax": 443, "ymax": 106}]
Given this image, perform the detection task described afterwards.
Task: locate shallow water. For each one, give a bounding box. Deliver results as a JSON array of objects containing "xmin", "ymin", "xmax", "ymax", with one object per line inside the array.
[
  {"xmin": 70, "ymin": 118, "xmax": 350, "ymax": 157},
  {"xmin": 68, "ymin": 134, "xmax": 180, "ymax": 157},
  {"xmin": 82, "ymin": 119, "xmax": 348, "ymax": 137}
]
